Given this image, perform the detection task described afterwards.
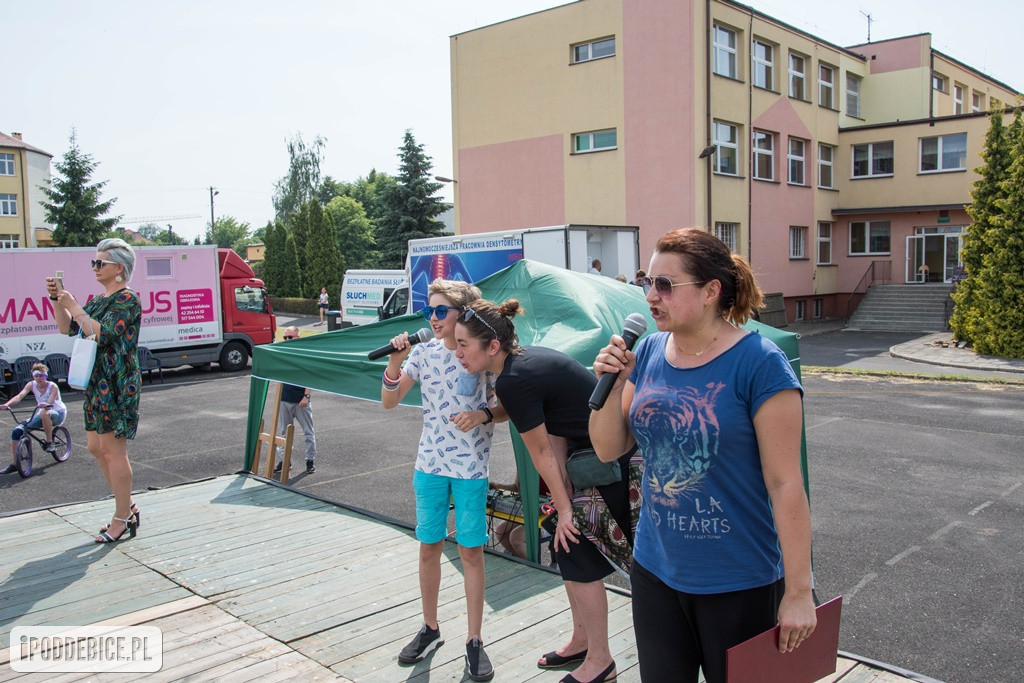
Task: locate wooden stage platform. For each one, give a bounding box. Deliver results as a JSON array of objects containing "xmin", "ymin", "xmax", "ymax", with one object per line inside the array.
[{"xmin": 0, "ymin": 475, "xmax": 918, "ymax": 682}]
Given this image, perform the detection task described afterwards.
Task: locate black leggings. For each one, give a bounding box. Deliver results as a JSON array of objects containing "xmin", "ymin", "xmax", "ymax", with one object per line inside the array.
[{"xmin": 631, "ymin": 560, "xmax": 784, "ymax": 683}]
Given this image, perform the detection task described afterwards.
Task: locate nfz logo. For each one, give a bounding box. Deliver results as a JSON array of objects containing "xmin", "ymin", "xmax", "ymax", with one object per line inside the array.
[{"xmin": 24, "ymin": 342, "xmax": 47, "ymax": 352}]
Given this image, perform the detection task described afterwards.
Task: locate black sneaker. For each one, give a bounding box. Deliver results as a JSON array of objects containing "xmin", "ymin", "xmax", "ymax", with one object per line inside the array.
[
  {"xmin": 1, "ymin": 464, "xmax": 17, "ymax": 475},
  {"xmin": 274, "ymin": 461, "xmax": 282, "ymax": 473},
  {"xmin": 306, "ymin": 460, "xmax": 315, "ymax": 474},
  {"xmin": 43, "ymin": 441, "xmax": 56, "ymax": 453},
  {"xmin": 466, "ymin": 637, "xmax": 494, "ymax": 681},
  {"xmin": 398, "ymin": 623, "xmax": 443, "ymax": 664}
]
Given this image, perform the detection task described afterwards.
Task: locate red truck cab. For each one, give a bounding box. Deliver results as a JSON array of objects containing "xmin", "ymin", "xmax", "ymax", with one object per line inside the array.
[{"xmin": 217, "ymin": 249, "xmax": 275, "ymax": 370}]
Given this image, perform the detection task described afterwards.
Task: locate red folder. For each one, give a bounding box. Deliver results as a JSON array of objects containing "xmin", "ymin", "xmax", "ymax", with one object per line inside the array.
[{"xmin": 726, "ymin": 596, "xmax": 842, "ymax": 683}]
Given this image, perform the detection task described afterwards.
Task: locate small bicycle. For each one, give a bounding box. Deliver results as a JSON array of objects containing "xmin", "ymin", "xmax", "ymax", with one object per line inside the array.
[{"xmin": 3, "ymin": 405, "xmax": 72, "ymax": 478}]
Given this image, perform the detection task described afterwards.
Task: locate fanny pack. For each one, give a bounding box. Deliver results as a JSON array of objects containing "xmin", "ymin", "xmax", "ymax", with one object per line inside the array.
[{"xmin": 565, "ymin": 447, "xmax": 622, "ymax": 490}]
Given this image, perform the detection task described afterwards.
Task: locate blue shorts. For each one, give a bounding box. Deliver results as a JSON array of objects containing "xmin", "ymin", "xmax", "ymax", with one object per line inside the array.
[
  {"xmin": 412, "ymin": 469, "xmax": 489, "ymax": 548},
  {"xmin": 11, "ymin": 408, "xmax": 66, "ymax": 441}
]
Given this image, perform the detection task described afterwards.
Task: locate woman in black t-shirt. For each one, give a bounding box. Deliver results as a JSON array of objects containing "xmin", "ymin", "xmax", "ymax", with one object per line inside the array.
[{"xmin": 455, "ymin": 299, "xmax": 629, "ymax": 683}]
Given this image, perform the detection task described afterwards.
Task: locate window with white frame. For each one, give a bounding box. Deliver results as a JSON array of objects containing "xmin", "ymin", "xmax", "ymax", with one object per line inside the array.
[
  {"xmin": 789, "ymin": 226, "xmax": 807, "ymax": 259},
  {"xmin": 0, "ymin": 194, "xmax": 17, "ymax": 216},
  {"xmin": 788, "ymin": 138, "xmax": 806, "ymax": 185},
  {"xmin": 752, "ymin": 40, "xmax": 774, "ymax": 89},
  {"xmin": 953, "ymin": 84, "xmax": 965, "ymax": 115},
  {"xmin": 573, "ymin": 129, "xmax": 617, "ymax": 153},
  {"xmin": 819, "ymin": 64, "xmax": 835, "ymax": 108},
  {"xmin": 920, "ymin": 133, "xmax": 967, "ymax": 173},
  {"xmin": 573, "ymin": 37, "xmax": 615, "ymax": 64},
  {"xmin": 794, "ymin": 299, "xmax": 806, "ymax": 321},
  {"xmin": 789, "ymin": 53, "xmax": 806, "ymax": 100},
  {"xmin": 813, "ymin": 298, "xmax": 823, "ymax": 319},
  {"xmin": 0, "ymin": 153, "xmax": 14, "ymax": 176},
  {"xmin": 0, "ymin": 233, "xmax": 19, "ymax": 249},
  {"xmin": 712, "ymin": 24, "xmax": 738, "ymax": 78},
  {"xmin": 714, "ymin": 222, "xmax": 738, "ymax": 252},
  {"xmin": 713, "ymin": 121, "xmax": 739, "ymax": 175},
  {"xmin": 818, "ymin": 143, "xmax": 835, "ymax": 188},
  {"xmin": 817, "ymin": 221, "xmax": 832, "ymax": 264},
  {"xmin": 972, "ymin": 92, "xmax": 984, "ymax": 112},
  {"xmin": 849, "ymin": 220, "xmax": 891, "ymax": 255},
  {"xmin": 852, "ymin": 141, "xmax": 893, "ymax": 177},
  {"xmin": 931, "ymin": 73, "xmax": 948, "ymax": 93},
  {"xmin": 752, "ymin": 131, "xmax": 774, "ymax": 180},
  {"xmin": 846, "ymin": 73, "xmax": 862, "ymax": 117}
]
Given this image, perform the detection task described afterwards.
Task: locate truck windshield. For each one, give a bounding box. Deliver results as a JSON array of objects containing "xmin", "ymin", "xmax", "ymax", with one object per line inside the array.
[{"xmin": 235, "ymin": 286, "xmax": 268, "ymax": 314}]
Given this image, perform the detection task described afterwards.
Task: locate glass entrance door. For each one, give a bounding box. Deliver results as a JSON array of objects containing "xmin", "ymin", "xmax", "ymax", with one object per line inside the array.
[
  {"xmin": 906, "ymin": 235, "xmax": 926, "ymax": 283},
  {"xmin": 944, "ymin": 235, "xmax": 962, "ymax": 281}
]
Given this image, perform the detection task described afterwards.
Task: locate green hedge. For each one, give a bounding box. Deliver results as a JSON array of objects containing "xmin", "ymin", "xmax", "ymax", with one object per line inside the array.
[{"xmin": 269, "ymin": 296, "xmax": 320, "ymax": 315}]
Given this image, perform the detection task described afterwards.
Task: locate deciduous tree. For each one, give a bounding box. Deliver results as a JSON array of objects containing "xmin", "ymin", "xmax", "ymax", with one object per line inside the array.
[{"xmin": 273, "ymin": 133, "xmax": 327, "ymax": 222}]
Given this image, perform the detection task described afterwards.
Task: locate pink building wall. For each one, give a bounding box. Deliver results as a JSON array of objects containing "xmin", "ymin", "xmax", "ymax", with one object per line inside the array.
[{"xmin": 848, "ymin": 35, "xmax": 927, "ymax": 75}]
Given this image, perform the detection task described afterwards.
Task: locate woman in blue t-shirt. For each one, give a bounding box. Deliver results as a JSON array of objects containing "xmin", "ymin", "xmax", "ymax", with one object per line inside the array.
[{"xmin": 589, "ymin": 227, "xmax": 816, "ymax": 683}]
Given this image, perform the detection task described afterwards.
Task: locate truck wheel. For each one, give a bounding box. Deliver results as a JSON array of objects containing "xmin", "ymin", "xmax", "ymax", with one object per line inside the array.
[{"xmin": 219, "ymin": 341, "xmax": 249, "ymax": 372}]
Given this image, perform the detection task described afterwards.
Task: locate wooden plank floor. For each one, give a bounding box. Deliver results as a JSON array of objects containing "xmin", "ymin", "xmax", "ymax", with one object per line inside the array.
[{"xmin": 0, "ymin": 475, "xmax": 919, "ymax": 682}]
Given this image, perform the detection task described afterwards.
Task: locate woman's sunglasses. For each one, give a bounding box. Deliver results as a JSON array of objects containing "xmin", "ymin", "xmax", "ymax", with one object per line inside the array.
[
  {"xmin": 460, "ymin": 308, "xmax": 498, "ymax": 337},
  {"xmin": 420, "ymin": 305, "xmax": 463, "ymax": 321},
  {"xmin": 640, "ymin": 276, "xmax": 706, "ymax": 298},
  {"xmin": 91, "ymin": 259, "xmax": 118, "ymax": 269}
]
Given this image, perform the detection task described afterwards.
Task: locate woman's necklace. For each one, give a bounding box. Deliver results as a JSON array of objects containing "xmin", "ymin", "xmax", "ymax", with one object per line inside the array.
[{"xmin": 675, "ymin": 319, "xmax": 726, "ymax": 357}]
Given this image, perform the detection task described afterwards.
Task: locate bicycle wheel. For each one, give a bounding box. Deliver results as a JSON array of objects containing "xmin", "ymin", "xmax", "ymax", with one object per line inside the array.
[
  {"xmin": 51, "ymin": 426, "xmax": 72, "ymax": 462},
  {"xmin": 16, "ymin": 438, "xmax": 32, "ymax": 478}
]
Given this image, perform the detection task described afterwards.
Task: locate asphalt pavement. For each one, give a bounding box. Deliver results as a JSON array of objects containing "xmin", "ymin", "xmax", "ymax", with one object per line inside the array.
[{"xmin": 2, "ymin": 316, "xmax": 1022, "ymax": 683}]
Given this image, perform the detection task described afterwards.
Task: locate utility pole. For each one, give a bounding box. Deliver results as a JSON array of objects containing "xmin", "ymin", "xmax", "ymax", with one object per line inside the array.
[{"xmin": 209, "ymin": 186, "xmax": 219, "ymax": 237}]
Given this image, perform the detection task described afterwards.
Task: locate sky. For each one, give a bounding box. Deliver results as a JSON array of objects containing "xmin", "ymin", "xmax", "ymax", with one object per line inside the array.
[{"xmin": 9, "ymin": 1, "xmax": 1023, "ymax": 243}]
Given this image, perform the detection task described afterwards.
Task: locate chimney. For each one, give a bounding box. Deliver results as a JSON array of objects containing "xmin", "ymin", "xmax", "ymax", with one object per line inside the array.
[{"xmin": 11, "ymin": 132, "xmax": 22, "ymax": 140}]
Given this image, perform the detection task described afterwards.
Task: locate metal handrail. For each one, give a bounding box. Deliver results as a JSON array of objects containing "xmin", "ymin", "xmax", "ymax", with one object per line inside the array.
[{"xmin": 845, "ymin": 260, "xmax": 892, "ymax": 317}]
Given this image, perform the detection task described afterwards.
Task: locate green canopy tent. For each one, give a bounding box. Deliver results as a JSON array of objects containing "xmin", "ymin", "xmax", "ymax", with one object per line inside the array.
[{"xmin": 244, "ymin": 259, "xmax": 806, "ymax": 562}]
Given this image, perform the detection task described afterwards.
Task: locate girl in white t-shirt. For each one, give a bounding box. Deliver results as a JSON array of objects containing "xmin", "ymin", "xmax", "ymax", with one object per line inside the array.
[{"xmin": 2, "ymin": 362, "xmax": 67, "ymax": 473}]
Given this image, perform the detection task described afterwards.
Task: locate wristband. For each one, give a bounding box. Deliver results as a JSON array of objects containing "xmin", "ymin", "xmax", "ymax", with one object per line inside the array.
[
  {"xmin": 49, "ymin": 296, "xmax": 59, "ymax": 301},
  {"xmin": 481, "ymin": 407, "xmax": 493, "ymax": 424}
]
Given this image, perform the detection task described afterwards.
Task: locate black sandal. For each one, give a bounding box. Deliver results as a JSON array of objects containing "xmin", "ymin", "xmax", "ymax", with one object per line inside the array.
[{"xmin": 538, "ymin": 649, "xmax": 588, "ymax": 669}]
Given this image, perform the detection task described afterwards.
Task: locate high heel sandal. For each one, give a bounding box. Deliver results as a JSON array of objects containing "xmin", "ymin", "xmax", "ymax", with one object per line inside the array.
[
  {"xmin": 95, "ymin": 513, "xmax": 138, "ymax": 543},
  {"xmin": 100, "ymin": 502, "xmax": 140, "ymax": 533}
]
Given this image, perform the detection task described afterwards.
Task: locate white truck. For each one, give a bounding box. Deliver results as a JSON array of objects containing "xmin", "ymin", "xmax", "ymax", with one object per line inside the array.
[
  {"xmin": 0, "ymin": 246, "xmax": 275, "ymax": 372},
  {"xmin": 377, "ymin": 224, "xmax": 640, "ymax": 320},
  {"xmin": 338, "ymin": 269, "xmax": 409, "ymax": 327}
]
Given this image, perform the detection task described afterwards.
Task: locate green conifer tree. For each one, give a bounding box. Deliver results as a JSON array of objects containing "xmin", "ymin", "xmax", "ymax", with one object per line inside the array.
[
  {"xmin": 279, "ymin": 233, "xmax": 303, "ymax": 298},
  {"xmin": 43, "ymin": 130, "xmax": 121, "ymax": 246},
  {"xmin": 303, "ymin": 200, "xmax": 342, "ymax": 307}
]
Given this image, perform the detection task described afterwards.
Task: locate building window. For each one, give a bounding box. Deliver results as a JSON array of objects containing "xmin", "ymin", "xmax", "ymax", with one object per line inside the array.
[
  {"xmin": 789, "ymin": 226, "xmax": 807, "ymax": 259},
  {"xmin": 850, "ymin": 220, "xmax": 891, "ymax": 255},
  {"xmin": 752, "ymin": 131, "xmax": 774, "ymax": 181},
  {"xmin": 931, "ymin": 73, "xmax": 948, "ymax": 93},
  {"xmin": 715, "ymin": 222, "xmax": 738, "ymax": 252},
  {"xmin": 818, "ymin": 144, "xmax": 835, "ymax": 188},
  {"xmin": 846, "ymin": 73, "xmax": 862, "ymax": 118},
  {"xmin": 819, "ymin": 64, "xmax": 835, "ymax": 108},
  {"xmin": 573, "ymin": 129, "xmax": 617, "ymax": 153},
  {"xmin": 713, "ymin": 121, "xmax": 739, "ymax": 175},
  {"xmin": 817, "ymin": 222, "xmax": 832, "ymax": 264},
  {"xmin": 0, "ymin": 194, "xmax": 17, "ymax": 216},
  {"xmin": 752, "ymin": 40, "xmax": 774, "ymax": 89},
  {"xmin": 794, "ymin": 300, "xmax": 806, "ymax": 321},
  {"xmin": 852, "ymin": 141, "xmax": 894, "ymax": 178},
  {"xmin": 0, "ymin": 153, "xmax": 14, "ymax": 176},
  {"xmin": 788, "ymin": 138, "xmax": 806, "ymax": 185},
  {"xmin": 573, "ymin": 37, "xmax": 615, "ymax": 64},
  {"xmin": 712, "ymin": 24, "xmax": 738, "ymax": 78},
  {"xmin": 953, "ymin": 84, "xmax": 965, "ymax": 115},
  {"xmin": 992, "ymin": 98, "xmax": 1003, "ymax": 111},
  {"xmin": 972, "ymin": 92, "xmax": 984, "ymax": 112},
  {"xmin": 0, "ymin": 234, "xmax": 19, "ymax": 249},
  {"xmin": 813, "ymin": 298, "xmax": 823, "ymax": 319},
  {"xmin": 789, "ymin": 53, "xmax": 806, "ymax": 100},
  {"xmin": 920, "ymin": 133, "xmax": 967, "ymax": 173}
]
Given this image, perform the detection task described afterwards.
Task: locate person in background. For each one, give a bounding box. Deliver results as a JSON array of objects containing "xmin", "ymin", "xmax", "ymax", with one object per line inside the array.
[
  {"xmin": 46, "ymin": 238, "xmax": 142, "ymax": 543},
  {"xmin": 632, "ymin": 269, "xmax": 647, "ymax": 287},
  {"xmin": 275, "ymin": 326, "xmax": 317, "ymax": 474},
  {"xmin": 588, "ymin": 259, "xmax": 602, "ymax": 276},
  {"xmin": 589, "ymin": 227, "xmax": 816, "ymax": 682},
  {"xmin": 2, "ymin": 362, "xmax": 67, "ymax": 472},
  {"xmin": 317, "ymin": 286, "xmax": 329, "ymax": 325},
  {"xmin": 614, "ymin": 274, "xmax": 627, "ymax": 283},
  {"xmin": 381, "ymin": 279, "xmax": 501, "ymax": 682}
]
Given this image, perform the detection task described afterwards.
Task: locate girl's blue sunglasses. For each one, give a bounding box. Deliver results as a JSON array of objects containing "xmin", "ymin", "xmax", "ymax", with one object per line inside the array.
[{"xmin": 420, "ymin": 305, "xmax": 464, "ymax": 321}]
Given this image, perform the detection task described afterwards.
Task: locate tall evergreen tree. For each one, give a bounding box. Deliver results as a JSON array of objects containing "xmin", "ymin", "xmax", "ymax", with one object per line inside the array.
[
  {"xmin": 262, "ymin": 221, "xmax": 289, "ymax": 296},
  {"xmin": 326, "ymin": 195, "xmax": 378, "ymax": 271},
  {"xmin": 289, "ymin": 201, "xmax": 311, "ymax": 276},
  {"xmin": 375, "ymin": 131, "xmax": 448, "ymax": 268},
  {"xmin": 304, "ymin": 200, "xmax": 343, "ymax": 307},
  {"xmin": 279, "ymin": 233, "xmax": 303, "ymax": 298},
  {"xmin": 951, "ymin": 108, "xmax": 1013, "ymax": 343},
  {"xmin": 42, "ymin": 130, "xmax": 121, "ymax": 246}
]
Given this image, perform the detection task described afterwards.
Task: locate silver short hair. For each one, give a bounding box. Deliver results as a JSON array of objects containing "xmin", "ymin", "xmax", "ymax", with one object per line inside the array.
[{"xmin": 96, "ymin": 237, "xmax": 136, "ymax": 282}]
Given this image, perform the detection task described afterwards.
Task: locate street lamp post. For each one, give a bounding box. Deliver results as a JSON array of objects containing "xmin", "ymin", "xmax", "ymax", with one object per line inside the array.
[{"xmin": 209, "ymin": 186, "xmax": 219, "ymax": 234}]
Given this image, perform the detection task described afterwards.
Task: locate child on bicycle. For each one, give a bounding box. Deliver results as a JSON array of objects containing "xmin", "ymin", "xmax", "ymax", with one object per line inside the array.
[{"xmin": 1, "ymin": 362, "xmax": 67, "ymax": 474}]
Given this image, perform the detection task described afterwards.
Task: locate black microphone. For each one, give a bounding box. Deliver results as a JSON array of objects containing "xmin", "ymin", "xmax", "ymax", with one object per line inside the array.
[
  {"xmin": 367, "ymin": 327, "xmax": 433, "ymax": 361},
  {"xmin": 588, "ymin": 313, "xmax": 648, "ymax": 410}
]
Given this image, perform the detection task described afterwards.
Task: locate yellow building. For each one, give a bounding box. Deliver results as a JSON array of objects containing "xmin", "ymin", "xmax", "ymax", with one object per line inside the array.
[
  {"xmin": 0, "ymin": 131, "xmax": 53, "ymax": 249},
  {"xmin": 246, "ymin": 243, "xmax": 266, "ymax": 263},
  {"xmin": 449, "ymin": 0, "xmax": 1019, "ymax": 322}
]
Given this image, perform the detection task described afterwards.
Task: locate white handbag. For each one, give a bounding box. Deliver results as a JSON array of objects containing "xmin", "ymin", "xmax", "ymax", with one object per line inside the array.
[{"xmin": 68, "ymin": 319, "xmax": 97, "ymax": 390}]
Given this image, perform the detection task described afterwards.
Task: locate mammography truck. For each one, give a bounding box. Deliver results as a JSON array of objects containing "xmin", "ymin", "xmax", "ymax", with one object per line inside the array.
[
  {"xmin": 0, "ymin": 245, "xmax": 275, "ymax": 371},
  {"xmin": 377, "ymin": 224, "xmax": 640, "ymax": 320},
  {"xmin": 338, "ymin": 269, "xmax": 408, "ymax": 327}
]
